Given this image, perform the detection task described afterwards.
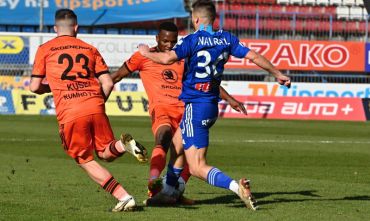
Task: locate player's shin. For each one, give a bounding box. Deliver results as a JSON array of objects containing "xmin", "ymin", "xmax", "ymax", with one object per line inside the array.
[{"xmin": 149, "ymin": 145, "xmax": 167, "ymax": 180}]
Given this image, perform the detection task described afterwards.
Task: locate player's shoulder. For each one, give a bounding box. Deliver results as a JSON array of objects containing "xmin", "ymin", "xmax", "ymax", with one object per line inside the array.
[
  {"xmin": 74, "ymin": 38, "xmax": 98, "ymax": 52},
  {"xmin": 129, "ymin": 50, "xmax": 146, "ymax": 62}
]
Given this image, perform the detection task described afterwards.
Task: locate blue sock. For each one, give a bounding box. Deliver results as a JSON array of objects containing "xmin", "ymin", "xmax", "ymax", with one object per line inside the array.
[
  {"xmin": 166, "ymin": 164, "xmax": 183, "ymax": 187},
  {"xmin": 206, "ymin": 167, "xmax": 233, "ymax": 189}
]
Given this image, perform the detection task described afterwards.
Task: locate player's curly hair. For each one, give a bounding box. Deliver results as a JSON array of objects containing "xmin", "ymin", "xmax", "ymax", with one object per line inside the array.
[{"xmin": 191, "ymin": 0, "xmax": 216, "ymax": 22}]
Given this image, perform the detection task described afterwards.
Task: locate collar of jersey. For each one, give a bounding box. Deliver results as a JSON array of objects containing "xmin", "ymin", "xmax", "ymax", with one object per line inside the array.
[{"xmin": 199, "ymin": 24, "xmax": 214, "ymax": 34}]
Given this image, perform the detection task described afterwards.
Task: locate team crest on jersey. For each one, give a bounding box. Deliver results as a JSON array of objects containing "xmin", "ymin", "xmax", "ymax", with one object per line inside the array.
[{"xmin": 161, "ymin": 69, "xmax": 178, "ymax": 83}]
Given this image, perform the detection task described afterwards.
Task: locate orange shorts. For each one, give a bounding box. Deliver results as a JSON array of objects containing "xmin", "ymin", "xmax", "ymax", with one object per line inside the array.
[
  {"xmin": 150, "ymin": 105, "xmax": 184, "ymax": 135},
  {"xmin": 58, "ymin": 113, "xmax": 115, "ymax": 164}
]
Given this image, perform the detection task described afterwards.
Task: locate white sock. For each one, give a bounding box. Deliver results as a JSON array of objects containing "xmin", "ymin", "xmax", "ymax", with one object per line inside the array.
[{"xmin": 229, "ymin": 180, "xmax": 239, "ymax": 195}]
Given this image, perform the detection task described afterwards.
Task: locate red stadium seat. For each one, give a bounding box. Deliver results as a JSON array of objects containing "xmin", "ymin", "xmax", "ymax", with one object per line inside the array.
[
  {"xmin": 230, "ymin": 4, "xmax": 243, "ymax": 11},
  {"xmin": 257, "ymin": 5, "xmax": 271, "ymax": 13},
  {"xmin": 346, "ymin": 21, "xmax": 358, "ymax": 32},
  {"xmin": 298, "ymin": 6, "xmax": 311, "ymax": 14},
  {"xmin": 305, "ymin": 20, "xmax": 317, "ymax": 31},
  {"xmin": 295, "ymin": 19, "xmax": 305, "ymax": 31},
  {"xmin": 244, "ymin": 4, "xmax": 257, "ymax": 12},
  {"xmin": 332, "ymin": 20, "xmax": 345, "ymax": 32},
  {"xmin": 224, "ymin": 18, "xmax": 237, "ymax": 30},
  {"xmin": 359, "ymin": 21, "xmax": 367, "ymax": 33},
  {"xmin": 317, "ymin": 20, "xmax": 331, "ymax": 31},
  {"xmin": 285, "ymin": 5, "xmax": 299, "ymax": 13}
]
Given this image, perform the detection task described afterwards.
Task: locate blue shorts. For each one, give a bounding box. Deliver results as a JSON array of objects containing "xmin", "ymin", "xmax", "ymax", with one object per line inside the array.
[{"xmin": 180, "ymin": 102, "xmax": 218, "ymax": 150}]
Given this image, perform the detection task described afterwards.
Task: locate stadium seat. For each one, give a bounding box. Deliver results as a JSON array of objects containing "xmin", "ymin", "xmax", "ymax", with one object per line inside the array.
[
  {"xmin": 332, "ymin": 20, "xmax": 345, "ymax": 32},
  {"xmin": 298, "ymin": 5, "xmax": 312, "ymax": 14},
  {"xmin": 215, "ymin": 2, "xmax": 228, "ymax": 10},
  {"xmin": 317, "ymin": 0, "xmax": 330, "ymax": 5},
  {"xmin": 286, "ymin": 5, "xmax": 299, "ymax": 13},
  {"xmin": 0, "ymin": 25, "xmax": 6, "ymax": 32},
  {"xmin": 346, "ymin": 21, "xmax": 359, "ymax": 32},
  {"xmin": 92, "ymin": 28, "xmax": 105, "ymax": 34},
  {"xmin": 22, "ymin": 26, "xmax": 35, "ymax": 32},
  {"xmin": 363, "ymin": 7, "xmax": 369, "ymax": 19},
  {"xmin": 359, "ymin": 21, "xmax": 367, "ymax": 33},
  {"xmin": 303, "ymin": 0, "xmax": 316, "ymax": 5},
  {"xmin": 343, "ymin": 0, "xmax": 355, "ymax": 6},
  {"xmin": 34, "ymin": 26, "xmax": 48, "ymax": 33},
  {"xmin": 257, "ymin": 5, "xmax": 271, "ymax": 13},
  {"xmin": 277, "ymin": 0, "xmax": 290, "ymax": 5},
  {"xmin": 120, "ymin": 28, "xmax": 133, "ymax": 35},
  {"xmin": 230, "ymin": 4, "xmax": 243, "ymax": 11},
  {"xmin": 324, "ymin": 6, "xmax": 337, "ymax": 15},
  {"xmin": 329, "ymin": 0, "xmax": 342, "ymax": 5},
  {"xmin": 355, "ymin": 0, "xmax": 364, "ymax": 6},
  {"xmin": 7, "ymin": 26, "xmax": 20, "ymax": 32},
  {"xmin": 305, "ymin": 20, "xmax": 317, "ymax": 31},
  {"xmin": 350, "ymin": 6, "xmax": 364, "ymax": 19},
  {"xmin": 106, "ymin": 28, "xmax": 119, "ymax": 34},
  {"xmin": 317, "ymin": 20, "xmax": 331, "ymax": 31},
  {"xmin": 147, "ymin": 29, "xmax": 158, "ymax": 35},
  {"xmin": 133, "ymin": 29, "xmax": 147, "ymax": 35},
  {"xmin": 263, "ymin": 0, "xmax": 276, "ymax": 4},
  {"xmin": 224, "ymin": 18, "xmax": 237, "ymax": 30},
  {"xmin": 336, "ymin": 6, "xmax": 350, "ymax": 19},
  {"xmin": 78, "ymin": 27, "xmax": 89, "ymax": 34},
  {"xmin": 290, "ymin": 0, "xmax": 302, "ymax": 4},
  {"xmin": 295, "ymin": 19, "xmax": 305, "ymax": 31}
]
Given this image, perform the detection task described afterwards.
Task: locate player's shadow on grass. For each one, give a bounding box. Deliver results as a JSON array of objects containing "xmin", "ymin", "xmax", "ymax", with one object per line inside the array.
[
  {"xmin": 195, "ymin": 190, "xmax": 322, "ymax": 207},
  {"xmin": 147, "ymin": 191, "xmax": 370, "ymax": 209}
]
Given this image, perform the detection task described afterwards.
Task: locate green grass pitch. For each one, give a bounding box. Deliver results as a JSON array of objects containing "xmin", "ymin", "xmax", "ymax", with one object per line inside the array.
[{"xmin": 1, "ymin": 115, "xmax": 370, "ymax": 221}]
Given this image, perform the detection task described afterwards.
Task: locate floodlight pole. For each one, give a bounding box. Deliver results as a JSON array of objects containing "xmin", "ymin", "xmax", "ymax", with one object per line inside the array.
[{"xmin": 39, "ymin": 0, "xmax": 44, "ymax": 32}]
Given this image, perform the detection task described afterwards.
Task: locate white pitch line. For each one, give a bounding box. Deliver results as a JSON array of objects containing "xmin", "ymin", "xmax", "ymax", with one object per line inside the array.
[{"xmin": 1, "ymin": 138, "xmax": 370, "ymax": 144}]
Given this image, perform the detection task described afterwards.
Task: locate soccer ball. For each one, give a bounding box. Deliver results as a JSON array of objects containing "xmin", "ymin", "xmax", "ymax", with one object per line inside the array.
[{"xmin": 162, "ymin": 175, "xmax": 186, "ymax": 196}]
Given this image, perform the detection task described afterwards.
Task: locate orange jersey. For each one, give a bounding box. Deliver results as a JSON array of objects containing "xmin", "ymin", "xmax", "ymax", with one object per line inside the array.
[
  {"xmin": 32, "ymin": 36, "xmax": 109, "ymax": 124},
  {"xmin": 125, "ymin": 49, "xmax": 184, "ymax": 113}
]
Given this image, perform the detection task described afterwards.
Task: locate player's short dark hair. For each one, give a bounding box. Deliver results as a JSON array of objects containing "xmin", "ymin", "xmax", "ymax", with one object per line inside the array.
[
  {"xmin": 159, "ymin": 22, "xmax": 178, "ymax": 33},
  {"xmin": 192, "ymin": 0, "xmax": 216, "ymax": 22},
  {"xmin": 55, "ymin": 8, "xmax": 77, "ymax": 25}
]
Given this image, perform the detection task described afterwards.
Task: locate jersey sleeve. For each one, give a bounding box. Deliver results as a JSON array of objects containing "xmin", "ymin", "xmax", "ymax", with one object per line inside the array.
[
  {"xmin": 94, "ymin": 49, "xmax": 110, "ymax": 77},
  {"xmin": 32, "ymin": 46, "xmax": 46, "ymax": 78},
  {"xmin": 124, "ymin": 51, "xmax": 144, "ymax": 73},
  {"xmin": 229, "ymin": 33, "xmax": 250, "ymax": 58},
  {"xmin": 173, "ymin": 36, "xmax": 192, "ymax": 60}
]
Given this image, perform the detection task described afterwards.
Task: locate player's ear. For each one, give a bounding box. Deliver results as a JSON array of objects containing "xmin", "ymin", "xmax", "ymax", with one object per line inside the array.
[
  {"xmin": 155, "ymin": 34, "xmax": 159, "ymax": 43},
  {"xmin": 74, "ymin": 25, "xmax": 78, "ymax": 33},
  {"xmin": 53, "ymin": 25, "xmax": 57, "ymax": 33}
]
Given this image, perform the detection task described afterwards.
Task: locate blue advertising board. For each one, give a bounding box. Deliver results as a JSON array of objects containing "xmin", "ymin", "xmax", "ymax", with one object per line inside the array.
[{"xmin": 0, "ymin": 0, "xmax": 189, "ymax": 25}]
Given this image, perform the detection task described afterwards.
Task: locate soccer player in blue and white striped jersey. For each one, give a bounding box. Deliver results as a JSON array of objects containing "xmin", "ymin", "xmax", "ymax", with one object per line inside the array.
[{"xmin": 138, "ymin": 0, "xmax": 291, "ymax": 210}]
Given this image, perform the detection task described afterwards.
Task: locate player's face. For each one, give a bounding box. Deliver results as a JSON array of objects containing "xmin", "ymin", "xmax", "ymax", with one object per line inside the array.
[{"xmin": 156, "ymin": 30, "xmax": 178, "ymax": 52}]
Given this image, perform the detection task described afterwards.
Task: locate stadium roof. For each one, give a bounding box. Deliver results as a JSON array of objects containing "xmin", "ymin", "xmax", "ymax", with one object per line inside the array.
[{"xmin": 0, "ymin": 0, "xmax": 189, "ymax": 26}]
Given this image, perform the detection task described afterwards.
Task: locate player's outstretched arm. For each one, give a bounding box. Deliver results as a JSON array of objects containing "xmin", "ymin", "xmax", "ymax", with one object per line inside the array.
[
  {"xmin": 245, "ymin": 50, "xmax": 291, "ymax": 88},
  {"xmin": 219, "ymin": 86, "xmax": 247, "ymax": 115},
  {"xmin": 111, "ymin": 63, "xmax": 131, "ymax": 84},
  {"xmin": 29, "ymin": 77, "xmax": 51, "ymax": 95},
  {"xmin": 98, "ymin": 74, "xmax": 114, "ymax": 101},
  {"xmin": 138, "ymin": 44, "xmax": 178, "ymax": 65}
]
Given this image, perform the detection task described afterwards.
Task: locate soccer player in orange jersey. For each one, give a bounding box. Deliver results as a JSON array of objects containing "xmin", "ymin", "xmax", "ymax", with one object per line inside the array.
[
  {"xmin": 29, "ymin": 9, "xmax": 148, "ymax": 212},
  {"xmin": 111, "ymin": 22, "xmax": 247, "ymax": 204}
]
